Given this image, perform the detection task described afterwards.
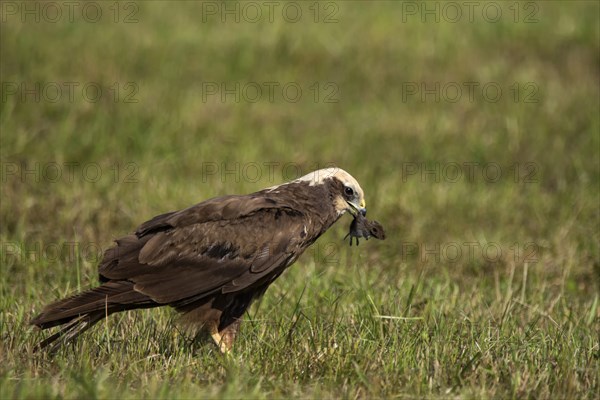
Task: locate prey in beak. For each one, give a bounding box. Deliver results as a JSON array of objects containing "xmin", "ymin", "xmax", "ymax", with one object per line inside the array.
[{"xmin": 344, "ymin": 212, "xmax": 386, "ymax": 246}]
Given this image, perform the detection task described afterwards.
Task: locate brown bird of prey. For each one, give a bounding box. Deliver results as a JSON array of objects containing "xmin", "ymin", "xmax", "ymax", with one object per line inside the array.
[{"xmin": 30, "ymin": 167, "xmax": 369, "ymax": 353}]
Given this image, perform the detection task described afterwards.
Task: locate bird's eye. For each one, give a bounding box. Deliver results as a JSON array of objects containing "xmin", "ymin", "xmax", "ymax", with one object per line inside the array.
[{"xmin": 344, "ymin": 186, "xmax": 355, "ymax": 197}]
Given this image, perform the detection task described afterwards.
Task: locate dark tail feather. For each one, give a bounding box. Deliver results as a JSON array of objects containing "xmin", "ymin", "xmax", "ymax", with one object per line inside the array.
[
  {"xmin": 31, "ymin": 280, "xmax": 157, "ymax": 351},
  {"xmin": 35, "ymin": 311, "xmax": 105, "ymax": 353}
]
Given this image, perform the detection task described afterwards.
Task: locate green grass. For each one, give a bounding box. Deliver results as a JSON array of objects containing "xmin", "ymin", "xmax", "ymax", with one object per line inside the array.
[{"xmin": 1, "ymin": 1, "xmax": 598, "ymax": 398}]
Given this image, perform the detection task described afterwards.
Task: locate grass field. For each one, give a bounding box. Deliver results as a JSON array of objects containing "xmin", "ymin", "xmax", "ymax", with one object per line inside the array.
[{"xmin": 1, "ymin": 1, "xmax": 599, "ymax": 398}]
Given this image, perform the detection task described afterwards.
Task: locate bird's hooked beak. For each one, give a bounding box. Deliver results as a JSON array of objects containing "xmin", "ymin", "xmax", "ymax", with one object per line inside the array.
[{"xmin": 347, "ymin": 199, "xmax": 367, "ymax": 217}]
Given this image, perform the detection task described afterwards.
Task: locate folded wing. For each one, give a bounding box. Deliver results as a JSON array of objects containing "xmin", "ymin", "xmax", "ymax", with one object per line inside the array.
[{"xmin": 98, "ymin": 194, "xmax": 307, "ymax": 305}]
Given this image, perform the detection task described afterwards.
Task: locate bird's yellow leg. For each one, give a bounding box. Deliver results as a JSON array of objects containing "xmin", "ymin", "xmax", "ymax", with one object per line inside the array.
[
  {"xmin": 210, "ymin": 331, "xmax": 229, "ymax": 354},
  {"xmin": 210, "ymin": 319, "xmax": 241, "ymax": 354},
  {"xmin": 208, "ymin": 322, "xmax": 228, "ymax": 354}
]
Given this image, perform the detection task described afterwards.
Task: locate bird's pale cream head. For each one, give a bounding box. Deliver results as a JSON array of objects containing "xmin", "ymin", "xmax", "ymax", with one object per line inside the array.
[{"xmin": 297, "ymin": 168, "xmax": 366, "ymax": 216}]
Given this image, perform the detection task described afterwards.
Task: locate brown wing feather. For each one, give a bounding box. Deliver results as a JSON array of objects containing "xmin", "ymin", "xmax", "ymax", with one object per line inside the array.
[{"xmin": 97, "ymin": 196, "xmax": 307, "ymax": 306}]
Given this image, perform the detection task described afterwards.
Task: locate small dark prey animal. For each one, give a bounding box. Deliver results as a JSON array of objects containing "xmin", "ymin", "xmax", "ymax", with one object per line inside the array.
[
  {"xmin": 30, "ymin": 168, "xmax": 377, "ymax": 354},
  {"xmin": 344, "ymin": 213, "xmax": 386, "ymax": 246}
]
